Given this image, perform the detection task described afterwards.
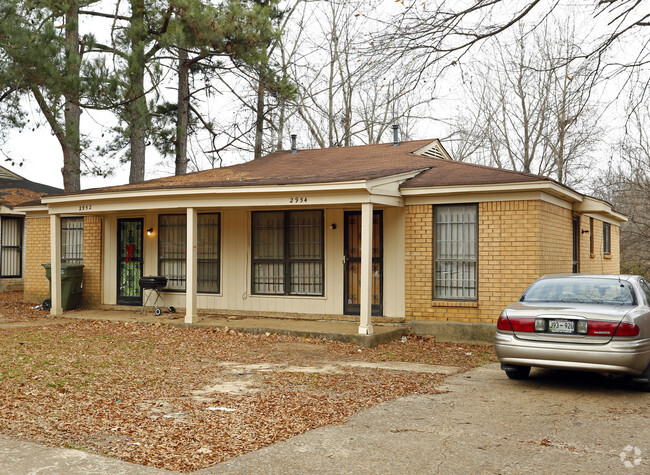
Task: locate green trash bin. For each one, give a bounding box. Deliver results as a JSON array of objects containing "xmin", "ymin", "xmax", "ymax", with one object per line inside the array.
[{"xmin": 42, "ymin": 263, "xmax": 85, "ymax": 310}]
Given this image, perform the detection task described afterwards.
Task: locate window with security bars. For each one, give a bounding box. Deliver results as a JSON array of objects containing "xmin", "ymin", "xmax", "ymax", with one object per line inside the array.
[
  {"xmin": 61, "ymin": 217, "xmax": 84, "ymax": 264},
  {"xmin": 434, "ymin": 204, "xmax": 478, "ymax": 300},
  {"xmin": 158, "ymin": 213, "xmax": 220, "ymax": 293},
  {"xmin": 1, "ymin": 217, "xmax": 23, "ymax": 278},
  {"xmin": 252, "ymin": 210, "xmax": 323, "ymax": 296}
]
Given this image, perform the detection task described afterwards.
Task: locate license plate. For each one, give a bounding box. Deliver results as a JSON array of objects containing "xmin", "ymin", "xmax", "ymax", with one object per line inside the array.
[{"xmin": 548, "ymin": 319, "xmax": 575, "ymax": 333}]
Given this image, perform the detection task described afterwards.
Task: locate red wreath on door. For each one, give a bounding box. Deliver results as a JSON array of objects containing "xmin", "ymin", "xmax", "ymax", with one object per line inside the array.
[{"xmin": 124, "ymin": 244, "xmax": 134, "ymax": 263}]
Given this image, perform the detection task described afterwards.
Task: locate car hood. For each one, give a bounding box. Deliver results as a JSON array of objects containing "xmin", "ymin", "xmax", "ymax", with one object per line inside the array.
[{"xmin": 504, "ymin": 302, "xmax": 635, "ymax": 344}]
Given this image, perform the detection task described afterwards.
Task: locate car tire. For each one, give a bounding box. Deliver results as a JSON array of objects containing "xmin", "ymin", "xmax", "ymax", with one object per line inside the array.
[
  {"xmin": 632, "ymin": 363, "xmax": 650, "ymax": 392},
  {"xmin": 505, "ymin": 365, "xmax": 531, "ymax": 380}
]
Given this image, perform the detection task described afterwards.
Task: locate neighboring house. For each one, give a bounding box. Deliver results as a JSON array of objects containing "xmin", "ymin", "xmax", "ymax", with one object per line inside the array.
[
  {"xmin": 20, "ymin": 138, "xmax": 625, "ymax": 341},
  {"xmin": 0, "ymin": 166, "xmax": 62, "ymax": 291}
]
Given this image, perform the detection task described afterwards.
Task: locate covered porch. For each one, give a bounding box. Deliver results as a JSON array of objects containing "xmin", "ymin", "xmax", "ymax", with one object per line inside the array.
[{"xmin": 42, "ymin": 176, "xmax": 412, "ymax": 335}]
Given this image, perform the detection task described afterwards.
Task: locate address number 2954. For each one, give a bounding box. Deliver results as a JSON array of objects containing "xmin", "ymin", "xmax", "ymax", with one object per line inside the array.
[{"xmin": 289, "ymin": 197, "xmax": 307, "ymax": 204}]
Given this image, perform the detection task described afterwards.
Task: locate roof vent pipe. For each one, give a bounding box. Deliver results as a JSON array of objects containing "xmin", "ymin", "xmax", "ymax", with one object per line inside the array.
[
  {"xmin": 290, "ymin": 134, "xmax": 297, "ymax": 154},
  {"xmin": 392, "ymin": 124, "xmax": 399, "ymax": 146}
]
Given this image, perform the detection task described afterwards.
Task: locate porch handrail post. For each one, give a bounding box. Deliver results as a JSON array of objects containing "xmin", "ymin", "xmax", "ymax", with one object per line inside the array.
[
  {"xmin": 185, "ymin": 208, "xmax": 198, "ymax": 324},
  {"xmin": 359, "ymin": 202, "xmax": 374, "ymax": 335},
  {"xmin": 50, "ymin": 213, "xmax": 62, "ymax": 316}
]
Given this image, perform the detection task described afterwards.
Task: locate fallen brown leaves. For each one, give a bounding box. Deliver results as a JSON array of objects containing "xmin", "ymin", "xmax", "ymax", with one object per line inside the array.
[
  {"xmin": 0, "ymin": 291, "xmax": 43, "ymax": 323},
  {"xmin": 0, "ymin": 294, "xmax": 496, "ymax": 472}
]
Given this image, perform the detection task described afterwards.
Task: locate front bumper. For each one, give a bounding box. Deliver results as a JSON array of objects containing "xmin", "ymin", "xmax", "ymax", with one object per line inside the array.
[{"xmin": 495, "ymin": 331, "xmax": 650, "ymax": 375}]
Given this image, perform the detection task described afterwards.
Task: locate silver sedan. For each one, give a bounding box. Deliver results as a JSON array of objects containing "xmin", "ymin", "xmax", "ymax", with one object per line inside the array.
[{"xmin": 495, "ymin": 274, "xmax": 650, "ymax": 391}]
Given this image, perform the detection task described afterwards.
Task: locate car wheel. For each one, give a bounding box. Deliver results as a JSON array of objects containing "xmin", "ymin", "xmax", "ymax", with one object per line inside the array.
[
  {"xmin": 632, "ymin": 364, "xmax": 650, "ymax": 392},
  {"xmin": 504, "ymin": 365, "xmax": 531, "ymax": 380}
]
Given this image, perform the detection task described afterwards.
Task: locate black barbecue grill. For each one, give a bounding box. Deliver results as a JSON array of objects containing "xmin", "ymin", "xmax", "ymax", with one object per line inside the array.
[{"xmin": 139, "ymin": 276, "xmax": 175, "ymax": 316}]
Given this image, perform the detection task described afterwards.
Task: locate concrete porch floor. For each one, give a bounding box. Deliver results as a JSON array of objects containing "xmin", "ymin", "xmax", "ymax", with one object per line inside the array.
[{"xmin": 64, "ymin": 308, "xmax": 409, "ymax": 347}]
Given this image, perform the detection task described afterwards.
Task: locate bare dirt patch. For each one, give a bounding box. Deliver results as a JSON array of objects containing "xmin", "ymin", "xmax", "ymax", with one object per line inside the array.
[{"xmin": 0, "ymin": 293, "xmax": 496, "ymax": 472}]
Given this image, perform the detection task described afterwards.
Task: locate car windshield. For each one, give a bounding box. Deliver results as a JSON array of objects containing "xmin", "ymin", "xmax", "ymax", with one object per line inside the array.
[{"xmin": 521, "ymin": 278, "xmax": 637, "ymax": 305}]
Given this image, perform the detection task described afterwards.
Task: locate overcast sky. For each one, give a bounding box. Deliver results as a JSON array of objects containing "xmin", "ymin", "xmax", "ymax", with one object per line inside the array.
[{"xmin": 2, "ymin": 0, "xmax": 644, "ymax": 193}]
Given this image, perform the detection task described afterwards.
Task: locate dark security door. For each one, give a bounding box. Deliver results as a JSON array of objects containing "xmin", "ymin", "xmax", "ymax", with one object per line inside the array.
[
  {"xmin": 344, "ymin": 211, "xmax": 383, "ymax": 315},
  {"xmin": 117, "ymin": 218, "xmax": 143, "ymax": 305}
]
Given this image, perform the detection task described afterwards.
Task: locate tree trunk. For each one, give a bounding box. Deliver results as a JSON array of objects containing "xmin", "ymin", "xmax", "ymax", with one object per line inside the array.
[
  {"xmin": 254, "ymin": 76, "xmax": 265, "ymax": 159},
  {"xmin": 176, "ymin": 48, "xmax": 189, "ymax": 175},
  {"xmin": 127, "ymin": 0, "xmax": 147, "ymax": 183},
  {"xmin": 63, "ymin": 1, "xmax": 81, "ymax": 192},
  {"xmin": 276, "ymin": 95, "xmax": 285, "ymax": 151}
]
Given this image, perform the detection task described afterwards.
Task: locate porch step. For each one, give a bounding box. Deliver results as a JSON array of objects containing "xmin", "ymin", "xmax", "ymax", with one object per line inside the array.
[
  {"xmin": 97, "ymin": 305, "xmax": 405, "ymax": 324},
  {"xmin": 198, "ymin": 309, "xmax": 406, "ymax": 325}
]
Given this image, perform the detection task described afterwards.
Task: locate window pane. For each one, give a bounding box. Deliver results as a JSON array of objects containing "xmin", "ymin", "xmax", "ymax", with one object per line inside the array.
[
  {"xmin": 289, "ymin": 210, "xmax": 323, "ymax": 295},
  {"xmin": 434, "ymin": 205, "xmax": 477, "ymax": 300},
  {"xmin": 603, "ymin": 223, "xmax": 611, "ymax": 254},
  {"xmin": 198, "ymin": 213, "xmax": 220, "ymax": 293},
  {"xmin": 159, "ymin": 215, "xmax": 186, "ymax": 290},
  {"xmin": 1, "ymin": 217, "xmax": 22, "ymax": 277},
  {"xmin": 251, "ymin": 210, "xmax": 324, "ymax": 296},
  {"xmin": 61, "ymin": 217, "xmax": 84, "ymax": 264},
  {"xmin": 252, "ymin": 212, "xmax": 284, "ymax": 294},
  {"xmin": 252, "ymin": 212, "xmax": 284, "ymax": 259}
]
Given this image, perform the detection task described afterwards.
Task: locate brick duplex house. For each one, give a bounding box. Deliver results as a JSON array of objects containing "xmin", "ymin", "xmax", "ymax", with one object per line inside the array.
[
  {"xmin": 0, "ymin": 166, "xmax": 61, "ymax": 291},
  {"xmin": 21, "ymin": 139, "xmax": 624, "ymax": 341}
]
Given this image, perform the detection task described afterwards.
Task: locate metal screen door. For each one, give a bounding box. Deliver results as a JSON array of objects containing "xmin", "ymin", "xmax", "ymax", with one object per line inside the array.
[
  {"xmin": 117, "ymin": 218, "xmax": 143, "ymax": 305},
  {"xmin": 343, "ymin": 211, "xmax": 383, "ymax": 315}
]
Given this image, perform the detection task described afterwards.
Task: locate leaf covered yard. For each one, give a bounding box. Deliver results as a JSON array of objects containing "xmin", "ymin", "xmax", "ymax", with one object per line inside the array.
[{"xmin": 0, "ymin": 294, "xmax": 495, "ymax": 472}]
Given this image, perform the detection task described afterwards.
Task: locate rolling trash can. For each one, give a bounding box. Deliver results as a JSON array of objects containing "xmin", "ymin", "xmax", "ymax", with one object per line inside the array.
[{"xmin": 42, "ymin": 263, "xmax": 84, "ymax": 311}]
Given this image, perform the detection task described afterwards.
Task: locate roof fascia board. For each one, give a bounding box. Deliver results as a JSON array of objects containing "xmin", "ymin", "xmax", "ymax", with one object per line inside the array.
[
  {"xmin": 405, "ymin": 190, "xmax": 572, "ymax": 210},
  {"xmin": 401, "ymin": 181, "xmax": 583, "ymax": 202},
  {"xmin": 14, "ymin": 204, "xmax": 47, "ymax": 214},
  {"xmin": 575, "ymin": 197, "xmax": 627, "ymax": 222},
  {"xmin": 42, "ymin": 180, "xmax": 377, "ymax": 205},
  {"xmin": 46, "ymin": 191, "xmax": 402, "ymax": 215}
]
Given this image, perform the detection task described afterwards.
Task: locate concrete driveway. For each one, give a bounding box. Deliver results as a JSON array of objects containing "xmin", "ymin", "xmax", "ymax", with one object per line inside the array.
[
  {"xmin": 207, "ymin": 363, "xmax": 649, "ymax": 474},
  {"xmin": 1, "ymin": 363, "xmax": 648, "ymax": 474}
]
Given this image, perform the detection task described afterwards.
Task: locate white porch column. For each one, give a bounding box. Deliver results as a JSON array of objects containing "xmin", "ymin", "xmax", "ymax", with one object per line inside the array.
[
  {"xmin": 185, "ymin": 208, "xmax": 198, "ymax": 324},
  {"xmin": 50, "ymin": 214, "xmax": 62, "ymax": 316},
  {"xmin": 359, "ymin": 202, "xmax": 374, "ymax": 335}
]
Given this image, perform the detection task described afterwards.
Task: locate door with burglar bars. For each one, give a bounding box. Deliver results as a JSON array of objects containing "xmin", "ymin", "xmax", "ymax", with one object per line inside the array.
[
  {"xmin": 117, "ymin": 218, "xmax": 143, "ymax": 305},
  {"xmin": 343, "ymin": 211, "xmax": 383, "ymax": 315}
]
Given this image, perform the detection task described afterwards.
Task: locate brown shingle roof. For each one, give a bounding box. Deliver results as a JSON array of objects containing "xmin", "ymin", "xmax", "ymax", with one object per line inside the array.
[
  {"xmin": 46, "ymin": 139, "xmax": 563, "ymax": 199},
  {"xmin": 400, "ymin": 157, "xmax": 551, "ymax": 188},
  {"xmin": 56, "ymin": 140, "xmax": 439, "ymax": 196},
  {"xmin": 0, "ymin": 188, "xmax": 50, "ymax": 207}
]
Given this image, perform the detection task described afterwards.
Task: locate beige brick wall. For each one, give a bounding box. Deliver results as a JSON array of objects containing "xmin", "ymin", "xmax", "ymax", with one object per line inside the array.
[
  {"xmin": 540, "ymin": 201, "xmax": 573, "ymax": 275},
  {"xmin": 24, "ymin": 217, "xmax": 51, "ymax": 303},
  {"xmin": 405, "ymin": 200, "xmax": 577, "ymax": 324},
  {"xmin": 577, "ymin": 215, "xmax": 620, "ymax": 274},
  {"xmin": 23, "ymin": 215, "xmax": 104, "ymax": 307}
]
